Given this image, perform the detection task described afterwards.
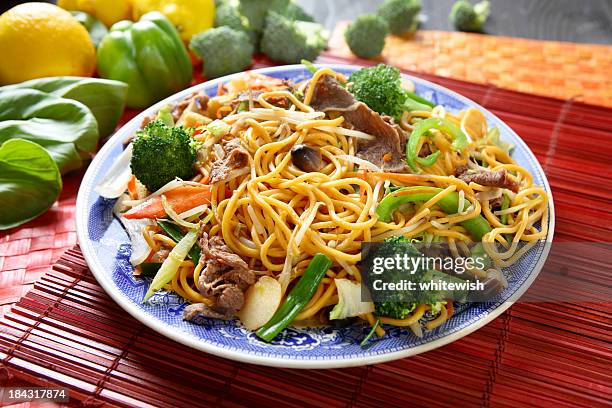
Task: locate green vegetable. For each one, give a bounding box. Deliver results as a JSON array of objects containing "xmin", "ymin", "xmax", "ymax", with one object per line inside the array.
[
  {"xmin": 372, "ymin": 236, "xmax": 419, "ymax": 319},
  {"xmin": 500, "ymin": 192, "xmax": 510, "ymax": 225},
  {"xmin": 70, "ymin": 11, "xmax": 108, "ymax": 48},
  {"xmin": 449, "ymin": 0, "xmax": 490, "ymax": 32},
  {"xmin": 377, "ymin": 0, "xmax": 421, "ymax": 35},
  {"xmin": 206, "ymin": 119, "xmax": 231, "ymax": 137},
  {"xmin": 376, "ymin": 302, "xmax": 417, "ymax": 319},
  {"xmin": 344, "ymin": 14, "xmax": 389, "ymax": 59},
  {"xmin": 214, "ymin": 0, "xmax": 259, "ymax": 47},
  {"xmin": 368, "ymin": 236, "xmax": 468, "ymax": 317},
  {"xmin": 278, "ymin": 1, "xmax": 314, "ymax": 22},
  {"xmin": 421, "ymin": 270, "xmax": 469, "ymax": 303},
  {"xmin": 360, "ymin": 318, "xmax": 380, "ymax": 348},
  {"xmin": 375, "ymin": 186, "xmax": 492, "ymax": 241},
  {"xmin": 403, "ymin": 96, "xmax": 433, "ymax": 112},
  {"xmin": 477, "ymin": 126, "xmax": 514, "ymax": 154},
  {"xmin": 349, "ymin": 64, "xmax": 404, "ymax": 119},
  {"xmin": 469, "ymin": 242, "xmax": 491, "ymax": 270},
  {"xmin": 406, "ymin": 118, "xmax": 468, "ymax": 172},
  {"xmin": 0, "ymin": 88, "xmax": 98, "ymax": 173},
  {"xmin": 237, "ymin": 0, "xmax": 290, "ymax": 34},
  {"xmin": 329, "ymin": 279, "xmax": 374, "ymax": 320},
  {"xmin": 190, "ymin": 26, "xmax": 254, "ymax": 79},
  {"xmin": 139, "ymin": 262, "xmax": 162, "ymax": 277},
  {"xmin": 4, "ymin": 76, "xmax": 128, "ymax": 137},
  {"xmin": 97, "ymin": 11, "xmax": 192, "ymax": 108},
  {"xmin": 301, "ymin": 59, "xmax": 317, "ymax": 74},
  {"xmin": 0, "ymin": 139, "xmax": 62, "ymax": 230},
  {"xmin": 405, "ymin": 91, "xmax": 435, "ymax": 108},
  {"xmin": 143, "ymin": 229, "xmax": 198, "ymax": 301},
  {"xmin": 157, "ymin": 220, "xmax": 201, "ymax": 264},
  {"xmin": 156, "ymin": 106, "xmax": 174, "ymax": 127},
  {"xmin": 260, "ymin": 11, "xmax": 328, "ymax": 64},
  {"xmin": 130, "ymin": 120, "xmax": 196, "ymax": 192},
  {"xmin": 256, "ymin": 253, "xmax": 332, "ymax": 342}
]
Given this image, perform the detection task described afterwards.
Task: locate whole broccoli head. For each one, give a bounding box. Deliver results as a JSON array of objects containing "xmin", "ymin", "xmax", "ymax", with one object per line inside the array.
[
  {"xmin": 377, "ymin": 0, "xmax": 421, "ymax": 35},
  {"xmin": 261, "ymin": 11, "xmax": 328, "ymax": 64},
  {"xmin": 348, "ymin": 64, "xmax": 406, "ymax": 118},
  {"xmin": 131, "ymin": 120, "xmax": 196, "ymax": 192},
  {"xmin": 215, "ymin": 0, "xmax": 258, "ymax": 47},
  {"xmin": 449, "ymin": 0, "xmax": 490, "ymax": 32},
  {"xmin": 344, "ymin": 14, "xmax": 389, "ymax": 59},
  {"xmin": 190, "ymin": 26, "xmax": 254, "ymax": 79}
]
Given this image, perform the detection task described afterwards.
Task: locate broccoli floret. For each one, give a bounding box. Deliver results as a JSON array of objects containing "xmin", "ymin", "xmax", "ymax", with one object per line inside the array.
[
  {"xmin": 375, "ymin": 301, "xmax": 417, "ymax": 320},
  {"xmin": 373, "ymin": 236, "xmax": 420, "ymax": 319},
  {"xmin": 377, "ymin": 0, "xmax": 421, "ymax": 35},
  {"xmin": 344, "ymin": 14, "xmax": 389, "ymax": 59},
  {"xmin": 215, "ymin": 0, "xmax": 258, "ymax": 47},
  {"xmin": 131, "ymin": 120, "xmax": 196, "ymax": 192},
  {"xmin": 238, "ymin": 0, "xmax": 290, "ymax": 33},
  {"xmin": 279, "ymin": 2, "xmax": 314, "ymax": 22},
  {"xmin": 261, "ymin": 11, "xmax": 328, "ymax": 64},
  {"xmin": 190, "ymin": 27, "xmax": 254, "ymax": 79},
  {"xmin": 348, "ymin": 64, "xmax": 405, "ymax": 118},
  {"xmin": 449, "ymin": 0, "xmax": 490, "ymax": 32}
]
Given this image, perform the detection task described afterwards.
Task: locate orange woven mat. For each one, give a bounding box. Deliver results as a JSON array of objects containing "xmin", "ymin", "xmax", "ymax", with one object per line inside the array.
[{"xmin": 328, "ymin": 24, "xmax": 612, "ymax": 108}]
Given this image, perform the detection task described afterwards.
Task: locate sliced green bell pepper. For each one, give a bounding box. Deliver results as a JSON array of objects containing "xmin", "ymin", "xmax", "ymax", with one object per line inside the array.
[
  {"xmin": 97, "ymin": 12, "xmax": 192, "ymax": 108},
  {"xmin": 406, "ymin": 118, "xmax": 468, "ymax": 172},
  {"xmin": 375, "ymin": 186, "xmax": 492, "ymax": 241}
]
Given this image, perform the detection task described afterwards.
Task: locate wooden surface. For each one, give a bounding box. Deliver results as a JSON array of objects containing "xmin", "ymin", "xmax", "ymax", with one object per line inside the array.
[
  {"xmin": 1, "ymin": 0, "xmax": 611, "ymax": 44},
  {"xmin": 327, "ymin": 26, "xmax": 612, "ymax": 107}
]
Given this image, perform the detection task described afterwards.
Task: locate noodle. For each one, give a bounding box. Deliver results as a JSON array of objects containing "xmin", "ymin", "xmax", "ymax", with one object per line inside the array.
[{"xmin": 125, "ymin": 67, "xmax": 549, "ymax": 338}]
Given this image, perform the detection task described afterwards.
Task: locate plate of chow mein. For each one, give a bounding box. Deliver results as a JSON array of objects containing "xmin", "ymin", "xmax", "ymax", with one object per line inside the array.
[{"xmin": 76, "ymin": 64, "xmax": 554, "ymax": 368}]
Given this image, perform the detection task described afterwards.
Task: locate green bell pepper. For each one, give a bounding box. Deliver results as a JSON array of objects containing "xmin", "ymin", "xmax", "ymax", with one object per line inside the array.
[
  {"xmin": 97, "ymin": 12, "xmax": 192, "ymax": 108},
  {"xmin": 375, "ymin": 186, "xmax": 492, "ymax": 241},
  {"xmin": 406, "ymin": 118, "xmax": 469, "ymax": 172}
]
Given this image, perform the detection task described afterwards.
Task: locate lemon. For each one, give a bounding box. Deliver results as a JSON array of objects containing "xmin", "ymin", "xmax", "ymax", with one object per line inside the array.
[
  {"xmin": 59, "ymin": 0, "xmax": 132, "ymax": 27},
  {"xmin": 132, "ymin": 0, "xmax": 214, "ymax": 42},
  {"xmin": 0, "ymin": 3, "xmax": 96, "ymax": 85}
]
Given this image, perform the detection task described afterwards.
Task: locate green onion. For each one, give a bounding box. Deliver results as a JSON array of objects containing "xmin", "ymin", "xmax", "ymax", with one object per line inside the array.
[
  {"xmin": 500, "ymin": 192, "xmax": 510, "ymax": 225},
  {"xmin": 405, "ymin": 91, "xmax": 435, "ymax": 108},
  {"xmin": 360, "ymin": 319, "xmax": 380, "ymax": 348},
  {"xmin": 256, "ymin": 253, "xmax": 332, "ymax": 342}
]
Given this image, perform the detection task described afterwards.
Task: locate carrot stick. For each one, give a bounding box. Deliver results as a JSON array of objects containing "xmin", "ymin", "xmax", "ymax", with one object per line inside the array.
[
  {"xmin": 127, "ymin": 175, "xmax": 137, "ymax": 199},
  {"xmin": 124, "ymin": 185, "xmax": 211, "ymax": 219}
]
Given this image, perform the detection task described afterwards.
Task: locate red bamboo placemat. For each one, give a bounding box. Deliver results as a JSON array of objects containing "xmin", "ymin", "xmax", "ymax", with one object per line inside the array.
[{"xmin": 1, "ymin": 54, "xmax": 611, "ymax": 406}]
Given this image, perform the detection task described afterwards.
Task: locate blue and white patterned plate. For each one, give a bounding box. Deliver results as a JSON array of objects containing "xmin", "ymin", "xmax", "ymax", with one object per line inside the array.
[{"xmin": 76, "ymin": 64, "xmax": 555, "ymax": 368}]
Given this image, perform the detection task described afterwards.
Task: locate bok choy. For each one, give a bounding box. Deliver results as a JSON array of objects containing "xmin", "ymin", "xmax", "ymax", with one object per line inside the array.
[{"xmin": 143, "ymin": 228, "xmax": 198, "ymax": 302}]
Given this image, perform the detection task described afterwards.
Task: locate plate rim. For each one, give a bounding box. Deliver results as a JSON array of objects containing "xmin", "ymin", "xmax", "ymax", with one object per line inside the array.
[{"xmin": 76, "ymin": 63, "xmax": 555, "ymax": 369}]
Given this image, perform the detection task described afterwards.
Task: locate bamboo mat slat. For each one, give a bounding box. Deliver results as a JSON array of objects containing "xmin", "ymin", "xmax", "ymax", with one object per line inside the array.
[
  {"xmin": 1, "ymin": 49, "xmax": 611, "ymax": 406},
  {"xmin": 328, "ymin": 25, "xmax": 612, "ymax": 108}
]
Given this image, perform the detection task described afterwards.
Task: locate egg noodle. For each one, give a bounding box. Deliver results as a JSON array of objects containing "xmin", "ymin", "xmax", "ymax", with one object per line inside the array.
[{"xmin": 134, "ymin": 68, "xmax": 548, "ymax": 338}]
